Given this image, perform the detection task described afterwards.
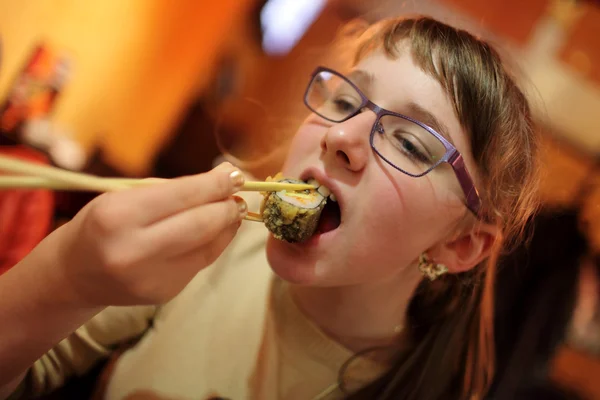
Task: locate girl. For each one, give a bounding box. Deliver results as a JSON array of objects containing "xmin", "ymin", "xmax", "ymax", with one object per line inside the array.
[{"xmin": 0, "ymin": 16, "xmax": 539, "ymax": 400}]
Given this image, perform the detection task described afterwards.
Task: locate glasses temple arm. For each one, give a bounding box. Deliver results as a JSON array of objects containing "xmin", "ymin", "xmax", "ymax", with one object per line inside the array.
[{"xmin": 449, "ymin": 153, "xmax": 481, "ymax": 216}]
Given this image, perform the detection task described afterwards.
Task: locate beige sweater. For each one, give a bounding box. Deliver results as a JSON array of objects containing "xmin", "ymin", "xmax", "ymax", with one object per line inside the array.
[{"xmin": 17, "ymin": 193, "xmax": 386, "ymax": 400}]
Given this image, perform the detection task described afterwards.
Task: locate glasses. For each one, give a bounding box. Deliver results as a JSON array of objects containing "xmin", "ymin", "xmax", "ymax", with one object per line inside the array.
[{"xmin": 303, "ymin": 66, "xmax": 481, "ymax": 217}]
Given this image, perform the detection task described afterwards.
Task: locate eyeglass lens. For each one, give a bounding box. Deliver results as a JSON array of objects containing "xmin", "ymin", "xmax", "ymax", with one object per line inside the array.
[{"xmin": 306, "ymin": 70, "xmax": 446, "ymax": 176}]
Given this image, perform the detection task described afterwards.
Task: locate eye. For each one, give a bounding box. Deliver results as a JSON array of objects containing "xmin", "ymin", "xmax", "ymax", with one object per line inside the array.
[
  {"xmin": 393, "ymin": 132, "xmax": 432, "ymax": 164},
  {"xmin": 332, "ymin": 97, "xmax": 357, "ymax": 113}
]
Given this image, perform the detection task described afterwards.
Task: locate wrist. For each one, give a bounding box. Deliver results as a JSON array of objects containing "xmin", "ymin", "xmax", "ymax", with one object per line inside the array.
[
  {"xmin": 0, "ymin": 225, "xmax": 102, "ymax": 386},
  {"xmin": 30, "ymin": 224, "xmax": 102, "ymax": 311}
]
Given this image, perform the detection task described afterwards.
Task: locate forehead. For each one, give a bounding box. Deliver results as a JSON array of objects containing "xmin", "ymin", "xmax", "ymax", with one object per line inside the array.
[
  {"xmin": 352, "ymin": 49, "xmax": 476, "ymax": 172},
  {"xmin": 355, "ymin": 51, "xmax": 459, "ymax": 131}
]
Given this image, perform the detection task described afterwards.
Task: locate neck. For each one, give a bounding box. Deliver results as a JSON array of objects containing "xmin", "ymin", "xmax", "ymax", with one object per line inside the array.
[{"xmin": 289, "ymin": 271, "xmax": 421, "ymax": 357}]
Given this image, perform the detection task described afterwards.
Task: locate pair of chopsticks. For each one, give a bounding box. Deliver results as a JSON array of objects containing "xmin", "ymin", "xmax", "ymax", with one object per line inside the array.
[{"xmin": 0, "ymin": 154, "xmax": 313, "ymax": 222}]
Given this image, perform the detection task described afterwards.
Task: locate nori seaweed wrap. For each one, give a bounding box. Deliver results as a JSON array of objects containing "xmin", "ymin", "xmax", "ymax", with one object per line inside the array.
[{"xmin": 261, "ymin": 178, "xmax": 326, "ymax": 243}]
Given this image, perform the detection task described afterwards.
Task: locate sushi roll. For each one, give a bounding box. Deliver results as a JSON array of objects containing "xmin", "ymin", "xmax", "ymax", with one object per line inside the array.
[{"xmin": 261, "ymin": 177, "xmax": 326, "ymax": 243}]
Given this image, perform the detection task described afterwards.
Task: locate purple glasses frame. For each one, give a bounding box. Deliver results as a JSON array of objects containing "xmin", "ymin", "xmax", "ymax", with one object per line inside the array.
[{"xmin": 303, "ymin": 66, "xmax": 482, "ymax": 217}]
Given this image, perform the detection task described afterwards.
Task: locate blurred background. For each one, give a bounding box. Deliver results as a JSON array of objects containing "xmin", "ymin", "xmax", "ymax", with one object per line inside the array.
[{"xmin": 0, "ymin": 0, "xmax": 598, "ymax": 398}]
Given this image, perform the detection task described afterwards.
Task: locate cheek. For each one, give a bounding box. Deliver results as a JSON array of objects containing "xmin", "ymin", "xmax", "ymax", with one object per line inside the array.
[
  {"xmin": 351, "ymin": 174, "xmax": 458, "ymax": 258},
  {"xmin": 281, "ymin": 122, "xmax": 322, "ymax": 174}
]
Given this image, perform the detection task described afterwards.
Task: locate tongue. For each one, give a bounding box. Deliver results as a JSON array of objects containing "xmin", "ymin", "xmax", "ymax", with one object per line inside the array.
[{"xmin": 317, "ymin": 200, "xmax": 341, "ymax": 234}]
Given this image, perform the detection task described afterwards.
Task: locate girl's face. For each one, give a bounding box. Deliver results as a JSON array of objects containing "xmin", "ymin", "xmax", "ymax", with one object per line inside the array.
[{"xmin": 266, "ymin": 48, "xmax": 479, "ymax": 286}]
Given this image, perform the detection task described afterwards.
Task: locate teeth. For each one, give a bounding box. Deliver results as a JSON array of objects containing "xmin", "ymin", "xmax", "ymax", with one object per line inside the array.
[
  {"xmin": 305, "ymin": 177, "xmax": 335, "ymax": 201},
  {"xmin": 317, "ymin": 185, "xmax": 331, "ymax": 197}
]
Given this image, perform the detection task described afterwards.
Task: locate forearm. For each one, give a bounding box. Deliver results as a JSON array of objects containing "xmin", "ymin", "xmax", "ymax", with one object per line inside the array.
[
  {"xmin": 0, "ymin": 229, "xmax": 103, "ymax": 388},
  {"xmin": 0, "ymin": 372, "xmax": 26, "ymax": 400}
]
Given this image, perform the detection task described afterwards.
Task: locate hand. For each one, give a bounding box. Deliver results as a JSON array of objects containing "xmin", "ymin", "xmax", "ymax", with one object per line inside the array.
[{"xmin": 54, "ymin": 162, "xmax": 248, "ymax": 306}]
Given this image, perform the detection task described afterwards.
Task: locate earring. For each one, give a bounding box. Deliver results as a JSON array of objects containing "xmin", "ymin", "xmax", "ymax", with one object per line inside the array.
[{"xmin": 418, "ymin": 253, "xmax": 448, "ymax": 281}]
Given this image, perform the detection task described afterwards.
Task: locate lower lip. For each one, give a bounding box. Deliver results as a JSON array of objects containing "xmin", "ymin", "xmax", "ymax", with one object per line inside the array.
[{"xmin": 295, "ymin": 225, "xmax": 340, "ymax": 248}]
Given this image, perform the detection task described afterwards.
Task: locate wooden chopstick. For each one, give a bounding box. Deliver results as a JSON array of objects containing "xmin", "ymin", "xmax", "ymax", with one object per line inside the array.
[
  {"xmin": 0, "ymin": 176, "xmax": 159, "ymax": 191},
  {"xmin": 0, "ymin": 154, "xmax": 129, "ymax": 192},
  {"xmin": 242, "ymin": 181, "xmax": 314, "ymax": 192},
  {"xmin": 0, "ymin": 176, "xmax": 265, "ymax": 223},
  {"xmin": 114, "ymin": 178, "xmax": 314, "ymax": 192},
  {"xmin": 0, "ymin": 176, "xmax": 96, "ymax": 190},
  {"xmin": 245, "ymin": 212, "xmax": 263, "ymax": 222},
  {"xmin": 0, "ymin": 175, "xmax": 314, "ymax": 194},
  {"xmin": 0, "ymin": 154, "xmax": 315, "ymax": 193},
  {"xmin": 0, "ymin": 154, "xmax": 307, "ymax": 223}
]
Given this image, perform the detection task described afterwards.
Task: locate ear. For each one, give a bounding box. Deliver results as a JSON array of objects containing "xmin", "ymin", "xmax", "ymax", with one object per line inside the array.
[{"xmin": 429, "ymin": 221, "xmax": 501, "ymax": 274}]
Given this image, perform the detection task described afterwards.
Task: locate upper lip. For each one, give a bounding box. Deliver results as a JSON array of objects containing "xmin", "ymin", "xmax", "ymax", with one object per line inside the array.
[{"xmin": 299, "ymin": 168, "xmax": 344, "ymax": 221}]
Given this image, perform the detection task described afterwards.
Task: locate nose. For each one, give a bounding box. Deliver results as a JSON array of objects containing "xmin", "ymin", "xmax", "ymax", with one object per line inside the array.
[{"xmin": 320, "ymin": 110, "xmax": 375, "ymax": 172}]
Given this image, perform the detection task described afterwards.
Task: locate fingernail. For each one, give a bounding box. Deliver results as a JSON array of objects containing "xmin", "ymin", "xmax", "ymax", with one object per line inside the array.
[
  {"xmin": 234, "ymin": 196, "xmax": 247, "ymax": 218},
  {"xmin": 229, "ymin": 170, "xmax": 245, "ymax": 191}
]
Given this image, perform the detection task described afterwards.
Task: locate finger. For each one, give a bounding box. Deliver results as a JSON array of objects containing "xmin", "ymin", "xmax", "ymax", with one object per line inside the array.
[
  {"xmin": 169, "ymin": 220, "xmax": 241, "ymax": 278},
  {"xmin": 116, "ymin": 162, "xmax": 246, "ymax": 226},
  {"xmin": 141, "ymin": 222, "xmax": 241, "ymax": 302},
  {"xmin": 140, "ymin": 196, "xmax": 247, "ymax": 258}
]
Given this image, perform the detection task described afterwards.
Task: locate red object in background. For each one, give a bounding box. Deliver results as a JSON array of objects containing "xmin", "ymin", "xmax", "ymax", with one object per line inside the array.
[
  {"xmin": 0, "ymin": 146, "xmax": 55, "ymax": 275},
  {"xmin": 0, "ymin": 43, "xmax": 70, "ymax": 139}
]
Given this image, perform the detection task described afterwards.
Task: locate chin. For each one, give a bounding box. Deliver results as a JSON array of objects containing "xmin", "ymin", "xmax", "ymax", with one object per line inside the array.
[{"xmin": 266, "ymin": 236, "xmax": 321, "ymax": 286}]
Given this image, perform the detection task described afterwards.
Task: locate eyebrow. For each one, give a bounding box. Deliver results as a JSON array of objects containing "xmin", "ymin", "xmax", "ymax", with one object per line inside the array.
[
  {"xmin": 348, "ymin": 69, "xmax": 374, "ymax": 90},
  {"xmin": 404, "ymin": 102, "xmax": 454, "ymax": 145}
]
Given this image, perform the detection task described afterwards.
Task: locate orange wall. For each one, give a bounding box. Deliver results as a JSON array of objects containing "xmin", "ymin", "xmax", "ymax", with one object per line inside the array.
[{"xmin": 0, "ymin": 0, "xmax": 254, "ymax": 175}]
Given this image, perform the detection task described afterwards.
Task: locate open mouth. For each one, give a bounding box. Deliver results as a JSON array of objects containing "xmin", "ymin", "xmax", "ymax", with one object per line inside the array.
[
  {"xmin": 317, "ymin": 198, "xmax": 341, "ymax": 234},
  {"xmin": 307, "ymin": 178, "xmax": 341, "ymax": 235},
  {"xmin": 261, "ymin": 174, "xmax": 342, "ymax": 243}
]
